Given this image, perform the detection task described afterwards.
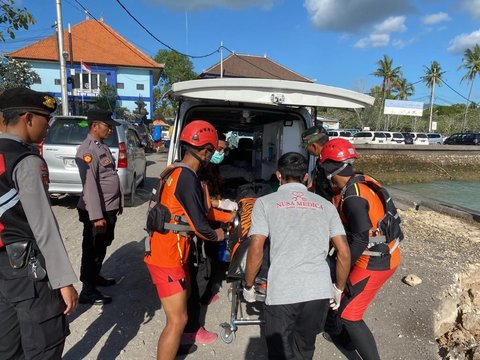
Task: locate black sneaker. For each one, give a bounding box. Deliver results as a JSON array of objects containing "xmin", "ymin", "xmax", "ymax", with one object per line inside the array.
[
  {"xmin": 95, "ymin": 276, "xmax": 116, "ymax": 287},
  {"xmin": 79, "ymin": 288, "xmax": 112, "ymax": 305}
]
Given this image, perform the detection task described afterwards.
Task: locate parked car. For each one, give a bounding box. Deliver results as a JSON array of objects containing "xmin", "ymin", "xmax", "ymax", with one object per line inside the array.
[
  {"xmin": 411, "ymin": 132, "xmax": 429, "ymax": 145},
  {"xmin": 352, "ymin": 131, "xmax": 388, "ymax": 144},
  {"xmin": 384, "ymin": 131, "xmax": 405, "ymax": 144},
  {"xmin": 443, "ymin": 132, "xmax": 480, "ymax": 145},
  {"xmin": 427, "ymin": 133, "xmax": 444, "ymax": 145},
  {"xmin": 402, "ymin": 132, "xmax": 414, "ymax": 145},
  {"xmin": 167, "ymin": 78, "xmax": 374, "ymax": 192},
  {"xmin": 42, "ymin": 116, "xmax": 147, "ymax": 206},
  {"xmin": 328, "ymin": 130, "xmax": 354, "ymax": 143}
]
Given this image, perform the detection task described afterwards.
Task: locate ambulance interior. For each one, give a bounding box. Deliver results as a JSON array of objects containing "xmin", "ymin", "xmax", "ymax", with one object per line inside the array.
[{"xmin": 177, "ymin": 104, "xmax": 311, "ymax": 200}]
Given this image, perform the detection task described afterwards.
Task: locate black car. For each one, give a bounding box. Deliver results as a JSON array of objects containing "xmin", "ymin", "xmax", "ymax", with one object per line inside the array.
[
  {"xmin": 402, "ymin": 132, "xmax": 414, "ymax": 145},
  {"xmin": 443, "ymin": 132, "xmax": 480, "ymax": 145}
]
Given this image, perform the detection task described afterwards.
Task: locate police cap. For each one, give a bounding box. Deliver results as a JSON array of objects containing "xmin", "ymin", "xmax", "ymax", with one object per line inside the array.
[
  {"xmin": 0, "ymin": 87, "xmax": 57, "ymax": 115},
  {"xmin": 300, "ymin": 125, "xmax": 329, "ymax": 148},
  {"xmin": 87, "ymin": 109, "xmax": 120, "ymax": 127}
]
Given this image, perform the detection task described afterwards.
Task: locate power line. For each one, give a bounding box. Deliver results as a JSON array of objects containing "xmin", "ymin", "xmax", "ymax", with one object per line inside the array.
[
  {"xmin": 440, "ymin": 78, "xmax": 479, "ymax": 106},
  {"xmin": 114, "ymin": 0, "xmax": 220, "ymax": 59}
]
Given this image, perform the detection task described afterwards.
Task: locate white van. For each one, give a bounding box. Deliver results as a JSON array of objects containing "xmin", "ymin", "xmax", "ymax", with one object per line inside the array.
[{"xmin": 167, "ymin": 78, "xmax": 373, "ymax": 194}]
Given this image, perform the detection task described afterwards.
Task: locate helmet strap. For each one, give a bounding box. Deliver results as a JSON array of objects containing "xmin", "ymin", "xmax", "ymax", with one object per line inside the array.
[{"xmin": 186, "ymin": 148, "xmax": 209, "ymax": 167}]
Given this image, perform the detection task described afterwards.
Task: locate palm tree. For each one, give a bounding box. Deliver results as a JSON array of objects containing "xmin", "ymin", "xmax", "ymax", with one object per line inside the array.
[
  {"xmin": 372, "ymin": 55, "xmax": 403, "ymax": 100},
  {"xmin": 392, "ymin": 77, "xmax": 415, "ymax": 130},
  {"xmin": 421, "ymin": 61, "xmax": 445, "ymax": 132},
  {"xmin": 372, "ymin": 55, "xmax": 402, "ymax": 129},
  {"xmin": 458, "ymin": 44, "xmax": 480, "ymax": 131},
  {"xmin": 393, "ymin": 77, "xmax": 415, "ymax": 100}
]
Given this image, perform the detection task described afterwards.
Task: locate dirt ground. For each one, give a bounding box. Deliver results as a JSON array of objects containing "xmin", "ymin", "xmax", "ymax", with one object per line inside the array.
[{"xmin": 53, "ymin": 152, "xmax": 480, "ymax": 360}]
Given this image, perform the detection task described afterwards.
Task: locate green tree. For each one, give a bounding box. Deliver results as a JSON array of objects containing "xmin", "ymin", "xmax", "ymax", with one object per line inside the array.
[
  {"xmin": 372, "ymin": 55, "xmax": 402, "ymax": 129},
  {"xmin": 421, "ymin": 61, "xmax": 445, "ymax": 132},
  {"xmin": 0, "ymin": 0, "xmax": 34, "ymax": 41},
  {"xmin": 95, "ymin": 83, "xmax": 118, "ymax": 110},
  {"xmin": 133, "ymin": 99, "xmax": 148, "ymax": 122},
  {"xmin": 393, "ymin": 77, "xmax": 414, "ymax": 100},
  {"xmin": 372, "ymin": 55, "xmax": 402, "ymax": 100},
  {"xmin": 458, "ymin": 44, "xmax": 480, "ymax": 131},
  {"xmin": 153, "ymin": 50, "xmax": 197, "ymax": 119},
  {"xmin": 0, "ymin": 57, "xmax": 39, "ymax": 90}
]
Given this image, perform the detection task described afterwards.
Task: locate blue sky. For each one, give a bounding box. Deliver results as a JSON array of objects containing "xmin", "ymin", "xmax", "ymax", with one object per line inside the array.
[{"xmin": 4, "ymin": 0, "xmax": 480, "ymax": 106}]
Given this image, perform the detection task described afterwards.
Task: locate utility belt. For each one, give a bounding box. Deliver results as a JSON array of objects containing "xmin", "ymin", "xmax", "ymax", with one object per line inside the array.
[
  {"xmin": 362, "ymin": 235, "xmax": 400, "ymax": 257},
  {"xmin": 2, "ymin": 240, "xmax": 47, "ymax": 281}
]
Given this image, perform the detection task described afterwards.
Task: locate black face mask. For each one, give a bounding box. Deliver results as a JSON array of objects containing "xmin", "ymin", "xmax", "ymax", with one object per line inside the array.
[{"xmin": 313, "ymin": 163, "xmax": 334, "ymax": 201}]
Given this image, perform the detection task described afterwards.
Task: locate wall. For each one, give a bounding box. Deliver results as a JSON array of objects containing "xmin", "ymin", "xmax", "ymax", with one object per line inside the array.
[{"xmin": 353, "ymin": 145, "xmax": 480, "ymax": 184}]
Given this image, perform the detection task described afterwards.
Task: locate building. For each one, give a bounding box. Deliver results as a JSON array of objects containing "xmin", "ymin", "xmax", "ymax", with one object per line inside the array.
[
  {"xmin": 6, "ymin": 18, "xmax": 163, "ymax": 117},
  {"xmin": 200, "ymin": 53, "xmax": 313, "ymax": 82}
]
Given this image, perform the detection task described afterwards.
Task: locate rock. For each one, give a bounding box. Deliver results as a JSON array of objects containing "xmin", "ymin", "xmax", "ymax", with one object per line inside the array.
[{"xmin": 402, "ymin": 274, "xmax": 422, "ymax": 287}]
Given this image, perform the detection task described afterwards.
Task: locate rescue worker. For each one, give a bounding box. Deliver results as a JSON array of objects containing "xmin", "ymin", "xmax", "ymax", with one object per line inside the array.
[
  {"xmin": 319, "ymin": 138, "xmax": 402, "ymax": 360},
  {"xmin": 0, "ymin": 87, "xmax": 78, "ymax": 359},
  {"xmin": 244, "ymin": 152, "xmax": 351, "ymax": 360},
  {"xmin": 144, "ymin": 120, "xmax": 234, "ymax": 360},
  {"xmin": 183, "ymin": 135, "xmax": 237, "ymax": 344},
  {"xmin": 300, "ymin": 125, "xmax": 331, "ymax": 200},
  {"xmin": 76, "ymin": 109, "xmax": 123, "ymax": 305}
]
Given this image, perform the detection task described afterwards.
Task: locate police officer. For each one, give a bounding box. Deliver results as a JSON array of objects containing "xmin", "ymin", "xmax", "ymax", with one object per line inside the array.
[
  {"xmin": 0, "ymin": 87, "xmax": 78, "ymax": 359},
  {"xmin": 76, "ymin": 109, "xmax": 123, "ymax": 305}
]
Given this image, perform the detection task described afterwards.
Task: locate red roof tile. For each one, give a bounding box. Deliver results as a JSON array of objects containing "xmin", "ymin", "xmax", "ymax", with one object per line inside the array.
[
  {"xmin": 200, "ymin": 54, "xmax": 313, "ymax": 82},
  {"xmin": 7, "ymin": 19, "xmax": 162, "ymax": 70}
]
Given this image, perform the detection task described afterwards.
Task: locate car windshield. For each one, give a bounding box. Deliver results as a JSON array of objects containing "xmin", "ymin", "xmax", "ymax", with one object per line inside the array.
[
  {"xmin": 416, "ymin": 133, "xmax": 428, "ymax": 138},
  {"xmin": 392, "ymin": 133, "xmax": 403, "ymax": 138},
  {"xmin": 45, "ymin": 118, "xmax": 119, "ymax": 147},
  {"xmin": 374, "ymin": 132, "xmax": 386, "ymax": 138}
]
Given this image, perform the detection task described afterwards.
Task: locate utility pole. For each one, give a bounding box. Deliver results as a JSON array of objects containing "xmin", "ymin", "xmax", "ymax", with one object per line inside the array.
[
  {"xmin": 68, "ymin": 23, "xmax": 76, "ymax": 115},
  {"xmin": 428, "ymin": 68, "xmax": 436, "ymax": 133},
  {"xmin": 220, "ymin": 41, "xmax": 223, "ymax": 78},
  {"xmin": 55, "ymin": 0, "xmax": 69, "ymax": 115}
]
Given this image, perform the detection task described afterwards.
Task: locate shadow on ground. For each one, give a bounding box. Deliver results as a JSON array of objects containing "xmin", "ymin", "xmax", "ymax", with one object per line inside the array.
[{"xmin": 63, "ymin": 240, "xmax": 159, "ymax": 360}]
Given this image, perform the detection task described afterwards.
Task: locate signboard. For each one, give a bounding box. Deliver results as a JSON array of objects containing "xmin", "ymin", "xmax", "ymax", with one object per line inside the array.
[
  {"xmin": 432, "ymin": 121, "xmax": 437, "ymax": 131},
  {"xmin": 384, "ymin": 99, "xmax": 424, "ymax": 117}
]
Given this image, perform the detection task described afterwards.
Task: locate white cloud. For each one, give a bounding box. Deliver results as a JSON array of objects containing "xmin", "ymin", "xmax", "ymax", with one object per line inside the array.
[
  {"xmin": 447, "ymin": 29, "xmax": 480, "ymax": 53},
  {"xmin": 461, "ymin": 0, "xmax": 480, "ymax": 19},
  {"xmin": 422, "ymin": 12, "xmax": 451, "ymax": 25},
  {"xmin": 374, "ymin": 16, "xmax": 406, "ymax": 34},
  {"xmin": 304, "ymin": 0, "xmax": 414, "ymax": 32},
  {"xmin": 146, "ymin": 0, "xmax": 277, "ymax": 11},
  {"xmin": 355, "ymin": 33, "xmax": 390, "ymax": 48}
]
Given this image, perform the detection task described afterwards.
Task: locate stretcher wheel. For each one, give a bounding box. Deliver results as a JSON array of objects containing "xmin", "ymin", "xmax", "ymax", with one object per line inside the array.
[{"xmin": 220, "ymin": 327, "xmax": 236, "ymax": 344}]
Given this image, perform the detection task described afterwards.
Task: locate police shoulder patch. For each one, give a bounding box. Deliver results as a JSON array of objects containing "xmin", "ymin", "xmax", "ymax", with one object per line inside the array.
[{"xmin": 83, "ymin": 153, "xmax": 93, "ymax": 163}]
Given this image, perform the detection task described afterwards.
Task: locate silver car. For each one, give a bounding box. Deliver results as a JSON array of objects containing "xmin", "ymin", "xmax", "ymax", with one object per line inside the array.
[{"xmin": 41, "ymin": 116, "xmax": 147, "ymax": 206}]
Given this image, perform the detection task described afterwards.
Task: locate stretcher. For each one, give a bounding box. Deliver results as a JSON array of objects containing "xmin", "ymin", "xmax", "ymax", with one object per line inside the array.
[{"xmin": 218, "ymin": 183, "xmax": 271, "ymax": 344}]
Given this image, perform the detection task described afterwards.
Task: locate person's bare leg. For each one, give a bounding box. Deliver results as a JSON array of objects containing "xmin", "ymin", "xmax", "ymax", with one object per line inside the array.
[{"xmin": 157, "ymin": 290, "xmax": 188, "ymax": 360}]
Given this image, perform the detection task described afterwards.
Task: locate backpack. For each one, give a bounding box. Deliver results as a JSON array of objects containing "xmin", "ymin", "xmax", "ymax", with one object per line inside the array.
[
  {"xmin": 344, "ymin": 174, "xmax": 404, "ymax": 244},
  {"xmin": 152, "ymin": 126, "xmax": 162, "ymax": 142},
  {"xmin": 144, "ymin": 163, "xmax": 192, "ymax": 255}
]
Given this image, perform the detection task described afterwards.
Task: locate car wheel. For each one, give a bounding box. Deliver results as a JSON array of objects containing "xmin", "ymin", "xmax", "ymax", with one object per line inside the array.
[{"xmin": 127, "ymin": 175, "xmax": 136, "ymax": 207}]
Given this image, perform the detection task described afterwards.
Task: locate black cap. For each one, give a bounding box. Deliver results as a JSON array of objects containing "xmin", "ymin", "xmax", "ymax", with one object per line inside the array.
[
  {"xmin": 87, "ymin": 109, "xmax": 120, "ymax": 126},
  {"xmin": 0, "ymin": 87, "xmax": 57, "ymax": 114},
  {"xmin": 301, "ymin": 125, "xmax": 329, "ymax": 148}
]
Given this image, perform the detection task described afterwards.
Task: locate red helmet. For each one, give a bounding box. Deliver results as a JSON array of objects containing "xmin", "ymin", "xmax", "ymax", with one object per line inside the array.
[
  {"xmin": 180, "ymin": 120, "xmax": 218, "ymax": 149},
  {"xmin": 320, "ymin": 138, "xmax": 358, "ymax": 164}
]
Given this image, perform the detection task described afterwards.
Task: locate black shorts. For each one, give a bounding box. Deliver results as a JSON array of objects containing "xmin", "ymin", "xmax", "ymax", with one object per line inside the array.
[{"xmin": 0, "ymin": 255, "xmax": 69, "ymax": 359}]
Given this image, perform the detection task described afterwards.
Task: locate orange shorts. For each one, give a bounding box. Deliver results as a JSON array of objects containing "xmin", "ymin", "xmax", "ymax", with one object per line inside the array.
[{"xmin": 147, "ymin": 264, "xmax": 189, "ymax": 299}]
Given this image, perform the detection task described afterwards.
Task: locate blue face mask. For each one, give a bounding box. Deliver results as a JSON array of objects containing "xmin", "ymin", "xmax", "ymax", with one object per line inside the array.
[{"xmin": 210, "ymin": 151, "xmax": 225, "ymax": 164}]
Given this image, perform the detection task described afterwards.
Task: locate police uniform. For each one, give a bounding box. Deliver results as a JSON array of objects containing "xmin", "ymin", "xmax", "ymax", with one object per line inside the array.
[
  {"xmin": 75, "ymin": 109, "xmax": 122, "ymax": 304},
  {"xmin": 0, "ymin": 88, "xmax": 78, "ymax": 359}
]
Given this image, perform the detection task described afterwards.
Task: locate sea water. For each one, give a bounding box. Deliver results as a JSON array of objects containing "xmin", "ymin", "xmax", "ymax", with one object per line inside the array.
[{"xmin": 392, "ymin": 181, "xmax": 480, "ymax": 213}]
